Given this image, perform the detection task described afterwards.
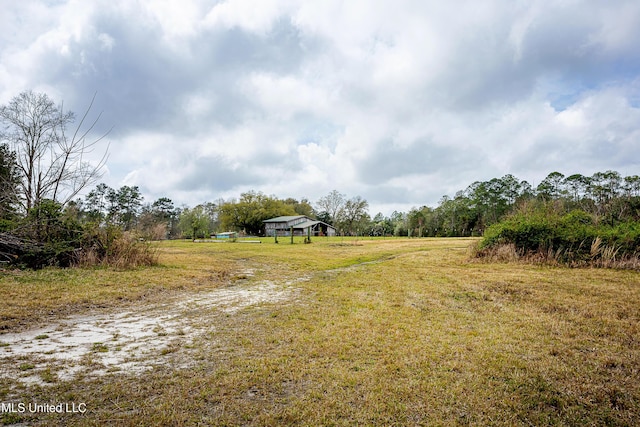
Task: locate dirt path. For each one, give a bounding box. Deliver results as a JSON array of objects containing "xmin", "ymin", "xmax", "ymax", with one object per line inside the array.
[{"xmin": 0, "ymin": 270, "xmax": 306, "ymax": 387}]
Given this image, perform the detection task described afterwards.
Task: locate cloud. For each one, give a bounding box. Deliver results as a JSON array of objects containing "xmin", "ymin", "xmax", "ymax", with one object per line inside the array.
[
  {"xmin": 1, "ymin": 0, "xmax": 639, "ymax": 214},
  {"xmin": 176, "ymin": 155, "xmax": 261, "ymax": 192},
  {"xmin": 356, "ymin": 138, "xmax": 477, "ymax": 185}
]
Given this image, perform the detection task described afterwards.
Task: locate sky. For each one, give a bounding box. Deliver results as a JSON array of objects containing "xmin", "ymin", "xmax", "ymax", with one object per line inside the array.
[{"xmin": 1, "ymin": 0, "xmax": 639, "ymax": 216}]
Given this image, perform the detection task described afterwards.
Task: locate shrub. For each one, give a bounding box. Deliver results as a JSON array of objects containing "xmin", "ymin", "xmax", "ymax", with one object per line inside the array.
[
  {"xmin": 477, "ymin": 205, "xmax": 640, "ymax": 268},
  {"xmin": 2, "ymin": 199, "xmax": 159, "ymax": 270}
]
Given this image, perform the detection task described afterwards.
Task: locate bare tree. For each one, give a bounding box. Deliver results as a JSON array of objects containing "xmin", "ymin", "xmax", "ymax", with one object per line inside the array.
[
  {"xmin": 0, "ymin": 91, "xmax": 109, "ymax": 212},
  {"xmin": 316, "ymin": 190, "xmax": 345, "ymax": 225}
]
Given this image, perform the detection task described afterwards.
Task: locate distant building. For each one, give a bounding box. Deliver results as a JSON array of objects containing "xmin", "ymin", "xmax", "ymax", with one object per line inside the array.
[
  {"xmin": 263, "ymin": 215, "xmax": 336, "ymax": 237},
  {"xmin": 215, "ymin": 231, "xmax": 238, "ymax": 240}
]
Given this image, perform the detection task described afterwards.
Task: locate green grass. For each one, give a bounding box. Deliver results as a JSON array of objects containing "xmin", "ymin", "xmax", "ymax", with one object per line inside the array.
[
  {"xmin": 91, "ymin": 343, "xmax": 109, "ymax": 353},
  {"xmin": 1, "ymin": 237, "xmax": 639, "ymax": 425}
]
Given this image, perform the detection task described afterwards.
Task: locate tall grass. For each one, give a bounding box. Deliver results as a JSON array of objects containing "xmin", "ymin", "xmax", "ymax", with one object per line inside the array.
[
  {"xmin": 75, "ymin": 229, "xmax": 159, "ymax": 269},
  {"xmin": 473, "ymin": 240, "xmax": 640, "ymax": 269}
]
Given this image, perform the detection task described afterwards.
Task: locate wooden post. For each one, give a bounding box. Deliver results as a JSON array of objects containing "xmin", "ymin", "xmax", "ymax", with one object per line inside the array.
[{"xmin": 290, "ymin": 226, "xmax": 294, "ymax": 244}]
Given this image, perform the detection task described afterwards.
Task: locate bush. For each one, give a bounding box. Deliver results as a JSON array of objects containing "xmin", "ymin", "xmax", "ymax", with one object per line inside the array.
[
  {"xmin": 477, "ymin": 205, "xmax": 640, "ymax": 268},
  {"xmin": 2, "ymin": 199, "xmax": 159, "ymax": 270}
]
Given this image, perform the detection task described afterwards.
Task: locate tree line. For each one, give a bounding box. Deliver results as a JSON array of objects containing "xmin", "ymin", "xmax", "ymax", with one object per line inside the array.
[
  {"xmin": 1, "ymin": 90, "xmax": 638, "ymax": 268},
  {"xmin": 403, "ymin": 171, "xmax": 640, "ymax": 238},
  {"xmin": 65, "ymin": 188, "xmax": 369, "ymax": 241},
  {"xmin": 28, "ymin": 169, "xmax": 637, "ymax": 243},
  {"xmin": 473, "ymin": 172, "xmax": 640, "ymax": 268}
]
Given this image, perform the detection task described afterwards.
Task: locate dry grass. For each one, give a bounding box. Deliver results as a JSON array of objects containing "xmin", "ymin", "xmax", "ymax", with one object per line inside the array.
[
  {"xmin": 2, "ymin": 237, "xmax": 640, "ymax": 425},
  {"xmin": 473, "ymin": 240, "xmax": 640, "ymax": 270},
  {"xmin": 75, "ymin": 232, "xmax": 160, "ymax": 269},
  {"xmin": 0, "ymin": 240, "xmax": 234, "ymax": 331}
]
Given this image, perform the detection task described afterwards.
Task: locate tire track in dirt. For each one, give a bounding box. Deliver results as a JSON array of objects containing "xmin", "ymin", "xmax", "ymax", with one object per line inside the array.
[
  {"xmin": 0, "ymin": 253, "xmax": 399, "ymax": 388},
  {"xmin": 0, "ymin": 267, "xmax": 308, "ymax": 387}
]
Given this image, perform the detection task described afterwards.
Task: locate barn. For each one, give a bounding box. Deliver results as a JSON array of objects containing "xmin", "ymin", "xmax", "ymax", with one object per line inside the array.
[{"xmin": 263, "ymin": 215, "xmax": 336, "ymax": 237}]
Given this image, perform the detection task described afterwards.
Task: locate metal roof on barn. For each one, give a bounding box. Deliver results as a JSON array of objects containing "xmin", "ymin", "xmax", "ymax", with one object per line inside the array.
[
  {"xmin": 294, "ymin": 220, "xmax": 323, "ymax": 229},
  {"xmin": 263, "ymin": 216, "xmax": 335, "ymax": 230},
  {"xmin": 262, "ymin": 215, "xmax": 307, "ymax": 223}
]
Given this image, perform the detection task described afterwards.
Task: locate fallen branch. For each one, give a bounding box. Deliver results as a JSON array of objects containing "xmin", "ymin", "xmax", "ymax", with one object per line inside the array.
[{"xmin": 0, "ymin": 232, "xmax": 43, "ymax": 262}]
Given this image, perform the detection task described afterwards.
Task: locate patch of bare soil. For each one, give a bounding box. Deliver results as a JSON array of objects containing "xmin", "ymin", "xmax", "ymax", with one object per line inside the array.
[{"xmin": 0, "ymin": 270, "xmax": 306, "ymax": 387}]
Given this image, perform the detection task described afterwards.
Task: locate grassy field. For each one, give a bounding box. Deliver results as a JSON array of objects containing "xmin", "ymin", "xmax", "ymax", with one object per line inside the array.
[{"xmin": 1, "ymin": 237, "xmax": 639, "ymax": 425}]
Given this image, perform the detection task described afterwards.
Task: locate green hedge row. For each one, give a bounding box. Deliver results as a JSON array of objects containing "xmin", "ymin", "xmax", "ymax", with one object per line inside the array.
[{"xmin": 480, "ymin": 208, "xmax": 640, "ymax": 261}]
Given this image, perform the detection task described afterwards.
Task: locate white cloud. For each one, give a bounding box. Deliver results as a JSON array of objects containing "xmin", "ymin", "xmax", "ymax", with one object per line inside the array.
[
  {"xmin": 141, "ymin": 0, "xmax": 206, "ymax": 39},
  {"xmin": 1, "ymin": 0, "xmax": 639, "ymax": 213},
  {"xmin": 245, "ymin": 72, "xmax": 335, "ymax": 120},
  {"xmin": 204, "ymin": 0, "xmax": 293, "ymax": 34},
  {"xmin": 97, "ymin": 33, "xmax": 115, "ymax": 51},
  {"xmin": 588, "ymin": 1, "xmax": 640, "ymax": 54}
]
